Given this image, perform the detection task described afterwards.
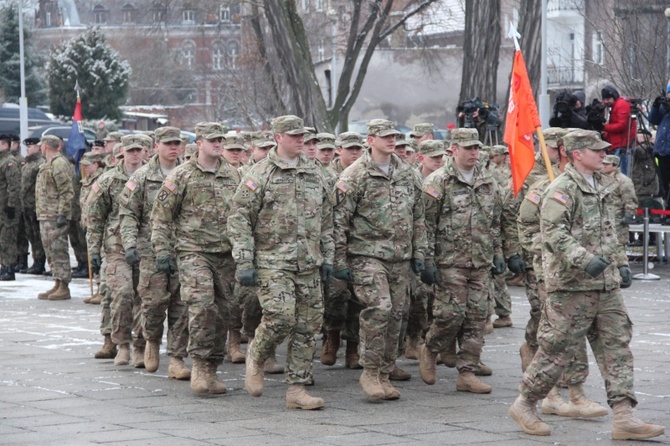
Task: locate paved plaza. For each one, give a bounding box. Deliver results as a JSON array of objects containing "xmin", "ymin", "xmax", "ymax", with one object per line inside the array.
[{"xmin": 1, "ymin": 263, "xmax": 669, "ymax": 445}]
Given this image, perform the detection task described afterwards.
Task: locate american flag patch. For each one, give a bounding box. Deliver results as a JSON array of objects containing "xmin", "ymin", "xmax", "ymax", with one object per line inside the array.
[
  {"xmin": 525, "ymin": 191, "xmax": 541, "ymax": 205},
  {"xmin": 424, "ymin": 185, "xmax": 441, "ymax": 199},
  {"xmin": 92, "ymin": 182, "xmax": 100, "ymax": 193},
  {"xmin": 336, "ymin": 180, "xmax": 349, "ymax": 193},
  {"xmin": 164, "ymin": 180, "xmax": 177, "ymax": 192},
  {"xmin": 125, "ymin": 180, "xmax": 137, "ymax": 191},
  {"xmin": 551, "ymin": 192, "xmax": 569, "ymax": 205},
  {"xmin": 245, "ymin": 179, "xmax": 258, "ymax": 191}
]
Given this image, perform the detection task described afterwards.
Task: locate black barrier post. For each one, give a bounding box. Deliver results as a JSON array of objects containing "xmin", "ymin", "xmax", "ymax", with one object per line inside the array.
[{"xmin": 634, "ymin": 207, "xmax": 660, "ymax": 280}]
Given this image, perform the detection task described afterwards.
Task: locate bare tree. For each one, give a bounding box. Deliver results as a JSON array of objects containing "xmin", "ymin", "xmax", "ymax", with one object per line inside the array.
[{"xmin": 517, "ymin": 0, "xmax": 542, "ymax": 98}]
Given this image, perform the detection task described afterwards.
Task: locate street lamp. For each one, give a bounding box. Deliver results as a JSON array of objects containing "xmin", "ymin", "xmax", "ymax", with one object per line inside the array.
[{"xmin": 665, "ymin": 8, "xmax": 670, "ymax": 80}]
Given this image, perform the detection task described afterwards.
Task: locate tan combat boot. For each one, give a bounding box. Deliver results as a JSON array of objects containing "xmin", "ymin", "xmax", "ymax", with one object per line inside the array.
[
  {"xmin": 474, "ymin": 361, "xmax": 492, "ymax": 376},
  {"xmin": 190, "ymin": 358, "xmax": 208, "ymax": 394},
  {"xmin": 94, "ymin": 334, "xmax": 117, "ymax": 359},
  {"xmin": 379, "ymin": 373, "xmax": 400, "ymax": 400},
  {"xmin": 345, "ymin": 341, "xmax": 362, "ymax": 369},
  {"xmin": 205, "ymin": 361, "xmax": 226, "ymax": 394},
  {"xmin": 492, "ymin": 315, "xmax": 513, "ymax": 328},
  {"xmin": 320, "ymin": 330, "xmax": 340, "ymax": 366},
  {"xmin": 484, "ymin": 316, "xmax": 494, "ymax": 335},
  {"xmin": 263, "ymin": 351, "xmax": 284, "ymax": 374},
  {"xmin": 84, "ymin": 293, "xmax": 102, "ymax": 304},
  {"xmin": 541, "ymin": 386, "xmax": 571, "ymax": 416},
  {"xmin": 566, "ymin": 384, "xmax": 608, "ymax": 418},
  {"xmin": 245, "ymin": 350, "xmax": 264, "ymax": 397},
  {"xmin": 144, "ymin": 340, "xmax": 160, "ymax": 373},
  {"xmin": 404, "ymin": 336, "xmax": 420, "ymax": 360},
  {"xmin": 38, "ymin": 280, "xmax": 60, "ymax": 300},
  {"xmin": 519, "ymin": 342, "xmax": 534, "ymax": 373},
  {"xmin": 167, "ymin": 357, "xmax": 191, "ymax": 380},
  {"xmin": 612, "ymin": 400, "xmax": 665, "ymax": 440},
  {"xmin": 133, "ymin": 344, "xmax": 145, "ymax": 368},
  {"xmin": 359, "ymin": 369, "xmax": 385, "ymax": 400},
  {"xmin": 114, "ymin": 343, "xmax": 131, "ymax": 366},
  {"xmin": 227, "ymin": 329, "xmax": 246, "ymax": 364},
  {"xmin": 440, "ymin": 338, "xmax": 457, "ymax": 368},
  {"xmin": 509, "ymin": 394, "xmax": 551, "ymax": 436},
  {"xmin": 389, "ymin": 364, "xmax": 411, "ymax": 381},
  {"xmin": 286, "ymin": 384, "xmax": 324, "ymax": 410},
  {"xmin": 419, "ymin": 344, "xmax": 437, "ymax": 385},
  {"xmin": 456, "ymin": 371, "xmax": 492, "ymax": 394},
  {"xmin": 48, "ymin": 281, "xmax": 71, "ymax": 301}
]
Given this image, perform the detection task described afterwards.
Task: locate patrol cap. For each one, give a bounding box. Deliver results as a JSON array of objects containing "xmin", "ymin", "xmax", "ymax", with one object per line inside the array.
[
  {"xmin": 316, "ymin": 132, "xmax": 336, "ymax": 150},
  {"xmin": 154, "ymin": 126, "xmax": 182, "ymax": 143},
  {"xmin": 195, "ymin": 122, "xmax": 226, "ymax": 140},
  {"xmin": 121, "ymin": 134, "xmax": 152, "ymax": 151},
  {"xmin": 251, "ymin": 131, "xmax": 276, "ymax": 148},
  {"xmin": 410, "ymin": 123, "xmax": 434, "ymax": 138},
  {"xmin": 450, "ymin": 128, "xmax": 482, "ymax": 147},
  {"xmin": 491, "ymin": 144, "xmax": 509, "ymax": 156},
  {"xmin": 563, "ymin": 129, "xmax": 611, "ymax": 152},
  {"xmin": 272, "ymin": 115, "xmax": 308, "ymax": 135},
  {"xmin": 40, "ymin": 134, "xmax": 62, "ymax": 149},
  {"xmin": 113, "ymin": 143, "xmax": 123, "ymax": 159},
  {"xmin": 103, "ymin": 131, "xmax": 123, "ymax": 142},
  {"xmin": 602, "ymin": 154, "xmax": 620, "ymax": 166},
  {"xmin": 23, "ymin": 137, "xmax": 40, "ymax": 146},
  {"xmin": 405, "ymin": 141, "xmax": 416, "ymax": 153},
  {"xmin": 79, "ymin": 152, "xmax": 103, "ymax": 166},
  {"xmin": 337, "ymin": 131, "xmax": 365, "ymax": 149},
  {"xmin": 240, "ymin": 131, "xmax": 253, "ymax": 143},
  {"xmin": 543, "ymin": 127, "xmax": 570, "ymax": 147},
  {"xmin": 418, "ymin": 140, "xmax": 447, "ymax": 157},
  {"xmin": 184, "ymin": 143, "xmax": 198, "ymax": 157},
  {"xmin": 304, "ymin": 127, "xmax": 318, "ymax": 142},
  {"xmin": 366, "ymin": 119, "xmax": 400, "ymax": 137},
  {"xmin": 223, "ymin": 134, "xmax": 245, "ymax": 150}
]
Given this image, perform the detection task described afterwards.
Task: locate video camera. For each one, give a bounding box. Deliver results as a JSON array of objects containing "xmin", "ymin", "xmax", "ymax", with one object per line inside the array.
[
  {"xmin": 585, "ymin": 99, "xmax": 605, "ymax": 131},
  {"xmin": 549, "ymin": 90, "xmax": 577, "ymax": 128},
  {"xmin": 457, "ymin": 97, "xmax": 501, "ymax": 129}
]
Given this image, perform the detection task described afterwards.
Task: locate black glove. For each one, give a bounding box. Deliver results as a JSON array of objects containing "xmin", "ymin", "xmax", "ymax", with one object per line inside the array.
[
  {"xmin": 333, "ymin": 268, "xmax": 354, "ymax": 283},
  {"xmin": 621, "ymin": 213, "xmax": 637, "ymax": 225},
  {"xmin": 654, "ymin": 96, "xmax": 663, "ymax": 108},
  {"xmin": 3, "ymin": 206, "xmax": 15, "ymax": 219},
  {"xmin": 124, "ymin": 248, "xmax": 141, "ymax": 266},
  {"xmin": 492, "ymin": 254, "xmax": 506, "ymax": 275},
  {"xmin": 156, "ymin": 255, "xmax": 177, "ymax": 275},
  {"xmin": 320, "ymin": 263, "xmax": 333, "ymax": 284},
  {"xmin": 507, "ymin": 254, "xmax": 526, "ymax": 275},
  {"xmin": 56, "ymin": 214, "xmax": 68, "ymax": 228},
  {"xmin": 411, "ymin": 258, "xmax": 425, "ymax": 274},
  {"xmin": 420, "ymin": 265, "xmax": 439, "ymax": 285},
  {"xmin": 619, "ymin": 266, "xmax": 632, "ymax": 289},
  {"xmin": 585, "ymin": 255, "xmax": 610, "ymax": 278},
  {"xmin": 236, "ymin": 268, "xmax": 258, "ymax": 287},
  {"xmin": 90, "ymin": 253, "xmax": 102, "ymax": 274}
]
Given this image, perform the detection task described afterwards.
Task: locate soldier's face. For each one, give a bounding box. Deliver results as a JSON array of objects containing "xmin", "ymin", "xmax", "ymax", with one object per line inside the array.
[
  {"xmin": 453, "ymin": 144, "xmax": 480, "ymax": 170},
  {"xmin": 575, "ymin": 147, "xmax": 606, "ymax": 172},
  {"xmin": 415, "ymin": 134, "xmax": 433, "ymax": 144},
  {"xmin": 0, "ymin": 140, "xmax": 9, "ymax": 152},
  {"xmin": 10, "ymin": 141, "xmax": 19, "ymax": 151},
  {"xmin": 337, "ymin": 146, "xmax": 363, "ymax": 168},
  {"xmin": 252, "ymin": 145, "xmax": 270, "ymax": 162},
  {"xmin": 317, "ymin": 148, "xmax": 335, "ymax": 165},
  {"xmin": 222, "ymin": 148, "xmax": 243, "ymax": 166},
  {"xmin": 25, "ymin": 143, "xmax": 40, "ymax": 156},
  {"xmin": 276, "ymin": 133, "xmax": 304, "ymax": 159},
  {"xmin": 198, "ymin": 137, "xmax": 223, "ymax": 159},
  {"xmin": 601, "ymin": 163, "xmax": 616, "ymax": 174},
  {"xmin": 547, "ymin": 145, "xmax": 560, "ymax": 163},
  {"xmin": 91, "ymin": 145, "xmax": 104, "ymax": 154},
  {"xmin": 420, "ymin": 154, "xmax": 444, "ymax": 173},
  {"xmin": 156, "ymin": 141, "xmax": 180, "ymax": 162},
  {"xmin": 368, "ymin": 134, "xmax": 395, "ymax": 156},
  {"xmin": 104, "ymin": 140, "xmax": 116, "ymax": 153},
  {"xmin": 394, "ymin": 146, "xmax": 407, "ymax": 161},
  {"xmin": 123, "ymin": 147, "xmax": 144, "ymax": 167},
  {"xmin": 303, "ymin": 140, "xmax": 317, "ymax": 159}
]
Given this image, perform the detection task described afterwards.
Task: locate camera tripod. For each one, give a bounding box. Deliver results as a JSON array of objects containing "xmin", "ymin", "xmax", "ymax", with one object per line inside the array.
[{"xmin": 483, "ymin": 124, "xmax": 500, "ymax": 146}]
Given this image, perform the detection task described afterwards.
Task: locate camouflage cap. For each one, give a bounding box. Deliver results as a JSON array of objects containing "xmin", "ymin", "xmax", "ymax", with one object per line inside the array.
[
  {"xmin": 543, "ymin": 127, "xmax": 570, "ymax": 147},
  {"xmin": 303, "ymin": 126, "xmax": 318, "ymax": 143},
  {"xmin": 251, "ymin": 131, "xmax": 276, "ymax": 148},
  {"xmin": 337, "ymin": 131, "xmax": 365, "ymax": 149},
  {"xmin": 184, "ymin": 143, "xmax": 198, "ymax": 157},
  {"xmin": 450, "ymin": 128, "xmax": 482, "ymax": 147},
  {"xmin": 113, "ymin": 143, "xmax": 123, "ymax": 159},
  {"xmin": 418, "ymin": 140, "xmax": 447, "ymax": 157},
  {"xmin": 316, "ymin": 132, "xmax": 336, "ymax": 150},
  {"xmin": 410, "ymin": 123, "xmax": 435, "ymax": 138},
  {"xmin": 154, "ymin": 126, "xmax": 182, "ymax": 143},
  {"xmin": 103, "ymin": 131, "xmax": 123, "ymax": 142},
  {"xmin": 122, "ymin": 134, "xmax": 152, "ymax": 151},
  {"xmin": 40, "ymin": 134, "xmax": 61, "ymax": 149},
  {"xmin": 602, "ymin": 154, "xmax": 620, "ymax": 166},
  {"xmin": 272, "ymin": 115, "xmax": 308, "ymax": 135},
  {"xmin": 79, "ymin": 151, "xmax": 103, "ymax": 166},
  {"xmin": 563, "ymin": 129, "xmax": 611, "ymax": 152},
  {"xmin": 491, "ymin": 144, "xmax": 509, "ymax": 156},
  {"xmin": 240, "ymin": 131, "xmax": 253, "ymax": 143},
  {"xmin": 195, "ymin": 122, "xmax": 226, "ymax": 140},
  {"xmin": 367, "ymin": 119, "xmax": 400, "ymax": 137},
  {"xmin": 224, "ymin": 134, "xmax": 245, "ymax": 150}
]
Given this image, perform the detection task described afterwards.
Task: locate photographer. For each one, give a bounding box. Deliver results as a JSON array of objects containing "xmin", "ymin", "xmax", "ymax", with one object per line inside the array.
[
  {"xmin": 456, "ymin": 98, "xmax": 501, "ymax": 144},
  {"xmin": 548, "ymin": 90, "xmax": 590, "ymax": 130},
  {"xmin": 649, "ymin": 84, "xmax": 670, "ymax": 198},
  {"xmin": 601, "ymin": 84, "xmax": 635, "ymax": 175}
]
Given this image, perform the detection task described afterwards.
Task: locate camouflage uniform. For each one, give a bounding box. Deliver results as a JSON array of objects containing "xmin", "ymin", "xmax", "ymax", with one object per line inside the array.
[
  {"xmin": 228, "ymin": 140, "xmax": 334, "ymax": 385},
  {"xmin": 120, "ymin": 153, "xmax": 188, "ymax": 359},
  {"xmin": 601, "ymin": 159, "xmax": 638, "ymax": 246},
  {"xmin": 69, "ymin": 171, "xmax": 88, "ymax": 268},
  {"xmin": 0, "ymin": 147, "xmax": 20, "ymax": 268},
  {"xmin": 36, "ymin": 150, "xmax": 74, "ymax": 283},
  {"xmin": 20, "ymin": 151, "xmax": 45, "ymax": 263}
]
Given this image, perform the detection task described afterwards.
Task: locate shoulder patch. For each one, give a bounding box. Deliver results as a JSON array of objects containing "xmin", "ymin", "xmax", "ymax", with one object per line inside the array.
[
  {"xmin": 551, "ymin": 191, "xmax": 569, "ymax": 205},
  {"xmin": 125, "ymin": 180, "xmax": 137, "ymax": 191},
  {"xmin": 525, "ymin": 191, "xmax": 541, "ymax": 205},
  {"xmin": 245, "ymin": 178, "xmax": 259, "ymax": 191},
  {"xmin": 157, "ymin": 189, "xmax": 169, "ymax": 202},
  {"xmin": 92, "ymin": 182, "xmax": 101, "ymax": 194},
  {"xmin": 424, "ymin": 185, "xmax": 441, "ymax": 199},
  {"xmin": 163, "ymin": 180, "xmax": 177, "ymax": 192},
  {"xmin": 336, "ymin": 180, "xmax": 349, "ymax": 193}
]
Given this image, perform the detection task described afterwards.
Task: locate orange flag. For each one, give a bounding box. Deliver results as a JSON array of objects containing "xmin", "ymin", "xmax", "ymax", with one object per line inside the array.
[{"xmin": 504, "ymin": 50, "xmax": 541, "ymax": 196}]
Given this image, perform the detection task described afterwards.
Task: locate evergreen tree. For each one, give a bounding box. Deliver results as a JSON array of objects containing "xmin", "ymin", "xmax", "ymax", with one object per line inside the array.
[
  {"xmin": 47, "ymin": 28, "xmax": 131, "ymax": 120},
  {"xmin": 0, "ymin": 1, "xmax": 46, "ymax": 105}
]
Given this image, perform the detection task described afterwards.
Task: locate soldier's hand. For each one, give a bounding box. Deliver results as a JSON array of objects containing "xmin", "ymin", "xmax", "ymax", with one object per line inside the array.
[
  {"xmin": 585, "ymin": 255, "xmax": 610, "ymax": 278},
  {"xmin": 619, "ymin": 266, "xmax": 633, "ymax": 288},
  {"xmin": 124, "ymin": 248, "xmax": 141, "ymax": 266},
  {"xmin": 320, "ymin": 263, "xmax": 334, "ymax": 284},
  {"xmin": 90, "ymin": 253, "xmax": 102, "ymax": 274},
  {"xmin": 236, "ymin": 268, "xmax": 258, "ymax": 287},
  {"xmin": 156, "ymin": 255, "xmax": 177, "ymax": 275},
  {"xmin": 411, "ymin": 258, "xmax": 425, "ymax": 274},
  {"xmin": 3, "ymin": 206, "xmax": 15, "ymax": 219},
  {"xmin": 492, "ymin": 254, "xmax": 506, "ymax": 275},
  {"xmin": 621, "ymin": 213, "xmax": 637, "ymax": 225},
  {"xmin": 420, "ymin": 265, "xmax": 439, "ymax": 285},
  {"xmin": 506, "ymin": 254, "xmax": 526, "ymax": 275},
  {"xmin": 333, "ymin": 268, "xmax": 354, "ymax": 283},
  {"xmin": 56, "ymin": 214, "xmax": 68, "ymax": 228}
]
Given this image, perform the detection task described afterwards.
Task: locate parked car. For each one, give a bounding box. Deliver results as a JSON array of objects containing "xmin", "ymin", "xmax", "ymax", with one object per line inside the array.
[
  {"xmin": 347, "ymin": 120, "xmax": 411, "ymax": 138},
  {"xmin": 28, "ymin": 125, "xmax": 97, "ymax": 144},
  {"xmin": 0, "ymin": 106, "xmax": 60, "ymax": 135}
]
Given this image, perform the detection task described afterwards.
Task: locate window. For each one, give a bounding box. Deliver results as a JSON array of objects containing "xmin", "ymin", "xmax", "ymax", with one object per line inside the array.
[
  {"xmin": 182, "ymin": 41, "xmax": 196, "ymax": 68},
  {"xmin": 219, "ymin": 5, "xmax": 230, "ymax": 23},
  {"xmin": 227, "ymin": 40, "xmax": 240, "ymax": 69},
  {"xmin": 212, "ymin": 42, "xmax": 224, "ymax": 70},
  {"xmin": 122, "ymin": 3, "xmax": 136, "ymax": 24},
  {"xmin": 93, "ymin": 5, "xmax": 107, "ymax": 24},
  {"xmin": 46, "ymin": 11, "xmax": 51, "ymax": 26},
  {"xmin": 153, "ymin": 8, "xmax": 166, "ymax": 22},
  {"xmin": 592, "ymin": 31, "xmax": 604, "ymax": 65},
  {"xmin": 315, "ymin": 0, "xmax": 323, "ymax": 11},
  {"xmin": 317, "ymin": 39, "xmax": 325, "ymax": 61},
  {"xmin": 183, "ymin": 9, "xmax": 195, "ymax": 23},
  {"xmin": 302, "ymin": 0, "xmax": 309, "ymax": 12}
]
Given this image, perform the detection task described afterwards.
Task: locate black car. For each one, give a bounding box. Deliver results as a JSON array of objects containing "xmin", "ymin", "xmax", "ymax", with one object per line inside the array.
[
  {"xmin": 28, "ymin": 125, "xmax": 97, "ymax": 144},
  {"xmin": 0, "ymin": 106, "xmax": 59, "ymax": 135}
]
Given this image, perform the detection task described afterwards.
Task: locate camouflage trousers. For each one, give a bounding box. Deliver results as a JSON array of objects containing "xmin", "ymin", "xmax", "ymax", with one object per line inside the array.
[
  {"xmin": 23, "ymin": 209, "xmax": 44, "ymax": 261},
  {"xmin": 520, "ymin": 288, "xmax": 636, "ymax": 407},
  {"xmin": 235, "ymin": 283, "xmax": 262, "ymax": 339},
  {"xmin": 99, "ymin": 253, "xmax": 112, "ymax": 336},
  {"xmin": 493, "ymin": 273, "xmax": 511, "ymax": 317},
  {"xmin": 0, "ymin": 213, "xmax": 18, "ymax": 266},
  {"xmin": 249, "ymin": 268, "xmax": 323, "ymax": 385},
  {"xmin": 138, "ymin": 256, "xmax": 188, "ymax": 358},
  {"xmin": 323, "ymin": 277, "xmax": 362, "ymax": 343},
  {"xmin": 425, "ymin": 267, "xmax": 489, "ymax": 373},
  {"xmin": 350, "ymin": 257, "xmax": 410, "ymax": 374},
  {"xmin": 105, "ymin": 251, "xmax": 143, "ymax": 348},
  {"xmin": 398, "ymin": 274, "xmax": 430, "ymax": 355},
  {"xmin": 68, "ymin": 220, "xmax": 87, "ymax": 266},
  {"xmin": 39, "ymin": 220, "xmax": 71, "ymax": 283},
  {"xmin": 523, "ymin": 266, "xmax": 541, "ymax": 351},
  {"xmin": 177, "ymin": 251, "xmax": 233, "ymax": 364},
  {"xmin": 16, "ymin": 210, "xmax": 29, "ymax": 260}
]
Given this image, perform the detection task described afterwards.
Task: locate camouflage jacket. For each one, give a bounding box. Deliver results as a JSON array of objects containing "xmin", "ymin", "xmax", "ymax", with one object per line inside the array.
[
  {"xmin": 119, "ymin": 155, "xmax": 179, "ymax": 257},
  {"xmin": 79, "ymin": 168, "xmax": 104, "ymax": 229},
  {"xmin": 85, "ymin": 162, "xmax": 133, "ymax": 256},
  {"xmin": 517, "ymin": 175, "xmax": 551, "ymax": 275},
  {"xmin": 423, "ymin": 156, "xmax": 502, "ymax": 269},
  {"xmin": 332, "ymin": 150, "xmax": 425, "ymax": 269},
  {"xmin": 71, "ymin": 172, "xmax": 83, "ymax": 221},
  {"xmin": 0, "ymin": 150, "xmax": 20, "ymax": 210},
  {"xmin": 228, "ymin": 148, "xmax": 334, "ymax": 272},
  {"xmin": 151, "ymin": 157, "xmax": 240, "ymax": 258},
  {"xmin": 20, "ymin": 152, "xmax": 44, "ymax": 210},
  {"xmin": 602, "ymin": 170, "xmax": 638, "ymax": 245},
  {"xmin": 540, "ymin": 164, "xmax": 627, "ymax": 292},
  {"xmin": 35, "ymin": 152, "xmax": 74, "ymax": 220},
  {"xmin": 328, "ymin": 158, "xmax": 346, "ymax": 177}
]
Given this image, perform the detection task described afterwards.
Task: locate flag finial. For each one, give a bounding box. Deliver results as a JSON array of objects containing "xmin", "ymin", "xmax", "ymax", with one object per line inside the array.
[
  {"xmin": 74, "ymin": 80, "xmax": 81, "ymax": 99},
  {"xmin": 507, "ymin": 21, "xmax": 521, "ymax": 51}
]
